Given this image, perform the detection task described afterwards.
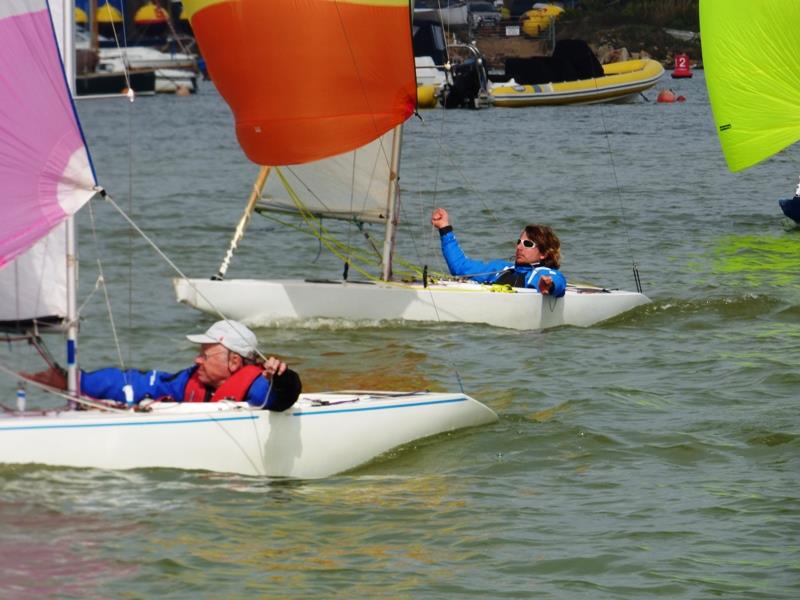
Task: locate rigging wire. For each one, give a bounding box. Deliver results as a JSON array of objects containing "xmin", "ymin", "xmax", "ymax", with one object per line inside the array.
[
  {"xmin": 87, "ymin": 199, "xmax": 127, "ymax": 373},
  {"xmin": 127, "ymin": 75, "xmax": 134, "ymax": 365},
  {"xmin": 102, "ymin": 192, "xmax": 270, "ymax": 366},
  {"xmin": 597, "ymin": 103, "xmax": 645, "ymax": 294},
  {"xmin": 104, "ymin": 5, "xmax": 132, "ymax": 92}
]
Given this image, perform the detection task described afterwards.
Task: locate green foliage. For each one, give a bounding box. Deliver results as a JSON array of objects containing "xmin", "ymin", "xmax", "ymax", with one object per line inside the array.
[{"xmin": 569, "ymin": 0, "xmax": 699, "ymax": 30}]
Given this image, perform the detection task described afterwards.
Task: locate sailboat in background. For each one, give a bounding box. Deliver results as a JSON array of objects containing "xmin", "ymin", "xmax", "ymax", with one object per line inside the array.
[
  {"xmin": 173, "ymin": 0, "xmax": 649, "ymax": 331},
  {"xmin": 0, "ymin": 0, "xmax": 497, "ymax": 478},
  {"xmin": 699, "ymin": 0, "xmax": 800, "ymax": 222}
]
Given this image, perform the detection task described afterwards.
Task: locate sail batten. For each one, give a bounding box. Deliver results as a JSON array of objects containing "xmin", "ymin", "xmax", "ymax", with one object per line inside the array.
[
  {"xmin": 700, "ymin": 0, "xmax": 800, "ymax": 172},
  {"xmin": 184, "ymin": 0, "xmax": 417, "ymax": 166}
]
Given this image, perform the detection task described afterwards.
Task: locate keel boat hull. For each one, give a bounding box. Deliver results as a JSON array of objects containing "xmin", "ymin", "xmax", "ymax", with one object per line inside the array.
[
  {"xmin": 173, "ymin": 278, "xmax": 649, "ymax": 330},
  {"xmin": 0, "ymin": 392, "xmax": 497, "ymax": 478}
]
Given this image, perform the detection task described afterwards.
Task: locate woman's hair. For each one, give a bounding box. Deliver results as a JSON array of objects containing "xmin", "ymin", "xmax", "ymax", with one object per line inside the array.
[{"xmin": 524, "ymin": 224, "xmax": 561, "ymax": 269}]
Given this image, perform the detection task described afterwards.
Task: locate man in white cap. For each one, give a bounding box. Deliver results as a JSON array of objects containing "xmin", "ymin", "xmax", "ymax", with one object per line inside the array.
[{"xmin": 23, "ymin": 320, "xmax": 301, "ymax": 410}]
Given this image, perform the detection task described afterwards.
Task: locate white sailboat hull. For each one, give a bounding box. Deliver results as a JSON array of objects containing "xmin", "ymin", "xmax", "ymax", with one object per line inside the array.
[
  {"xmin": 173, "ymin": 278, "xmax": 649, "ymax": 330},
  {"xmin": 154, "ymin": 68, "xmax": 197, "ymax": 93},
  {"xmin": 0, "ymin": 392, "xmax": 496, "ymax": 478}
]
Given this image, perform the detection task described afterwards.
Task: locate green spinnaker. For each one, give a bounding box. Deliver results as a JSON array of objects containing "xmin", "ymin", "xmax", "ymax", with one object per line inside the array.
[{"xmin": 700, "ymin": 0, "xmax": 800, "ymax": 172}]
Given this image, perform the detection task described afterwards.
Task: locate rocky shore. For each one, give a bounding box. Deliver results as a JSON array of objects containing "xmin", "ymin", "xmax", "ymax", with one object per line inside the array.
[{"xmin": 471, "ymin": 22, "xmax": 702, "ymax": 71}]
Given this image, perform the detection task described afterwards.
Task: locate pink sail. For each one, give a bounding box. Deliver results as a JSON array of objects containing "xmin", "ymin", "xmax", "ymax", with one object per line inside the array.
[{"xmin": 0, "ymin": 0, "xmax": 96, "ymax": 268}]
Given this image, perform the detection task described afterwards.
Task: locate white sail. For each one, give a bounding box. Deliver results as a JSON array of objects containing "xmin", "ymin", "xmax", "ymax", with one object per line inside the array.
[
  {"xmin": 0, "ymin": 224, "xmax": 68, "ymax": 327},
  {"xmin": 259, "ymin": 131, "xmax": 396, "ymax": 224}
]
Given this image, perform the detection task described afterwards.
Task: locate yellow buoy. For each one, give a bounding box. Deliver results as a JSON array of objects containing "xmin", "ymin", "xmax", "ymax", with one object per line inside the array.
[{"xmin": 416, "ymin": 84, "xmax": 437, "ymax": 109}]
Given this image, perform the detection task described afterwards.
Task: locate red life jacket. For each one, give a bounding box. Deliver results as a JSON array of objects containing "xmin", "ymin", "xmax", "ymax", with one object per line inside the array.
[{"xmin": 183, "ymin": 365, "xmax": 264, "ymax": 403}]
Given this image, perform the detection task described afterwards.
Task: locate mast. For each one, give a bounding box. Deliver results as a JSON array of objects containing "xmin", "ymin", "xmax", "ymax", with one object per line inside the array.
[
  {"xmin": 65, "ymin": 0, "xmax": 79, "ymax": 400},
  {"xmin": 380, "ymin": 125, "xmax": 403, "ymax": 281}
]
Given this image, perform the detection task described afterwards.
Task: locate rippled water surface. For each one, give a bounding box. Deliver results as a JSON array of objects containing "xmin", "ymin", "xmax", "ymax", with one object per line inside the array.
[{"xmin": 1, "ymin": 73, "xmax": 799, "ymax": 598}]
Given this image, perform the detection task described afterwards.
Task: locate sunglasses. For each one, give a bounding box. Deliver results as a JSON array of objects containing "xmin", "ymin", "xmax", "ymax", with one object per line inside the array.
[
  {"xmin": 198, "ymin": 348, "xmax": 229, "ymax": 361},
  {"xmin": 516, "ymin": 238, "xmax": 536, "ymax": 249}
]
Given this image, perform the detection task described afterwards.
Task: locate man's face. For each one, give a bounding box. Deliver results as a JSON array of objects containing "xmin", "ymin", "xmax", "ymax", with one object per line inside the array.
[
  {"xmin": 515, "ymin": 230, "xmax": 544, "ymax": 265},
  {"xmin": 194, "ymin": 343, "xmax": 232, "ymax": 387}
]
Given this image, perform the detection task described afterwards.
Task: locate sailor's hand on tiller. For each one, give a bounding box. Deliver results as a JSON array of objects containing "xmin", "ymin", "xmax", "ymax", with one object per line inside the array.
[
  {"xmin": 431, "ymin": 207, "xmax": 450, "ymax": 229},
  {"xmin": 262, "ymin": 357, "xmax": 287, "ymax": 380}
]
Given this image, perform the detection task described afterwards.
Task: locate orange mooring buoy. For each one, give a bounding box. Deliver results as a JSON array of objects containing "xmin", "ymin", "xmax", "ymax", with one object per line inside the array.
[
  {"xmin": 657, "ymin": 89, "xmax": 687, "ymax": 103},
  {"xmin": 657, "ymin": 89, "xmax": 677, "ymax": 103},
  {"xmin": 671, "ymin": 53, "xmax": 693, "ymax": 78}
]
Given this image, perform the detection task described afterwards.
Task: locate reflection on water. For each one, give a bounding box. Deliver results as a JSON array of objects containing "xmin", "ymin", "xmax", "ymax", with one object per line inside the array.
[
  {"xmin": 709, "ymin": 233, "xmax": 800, "ymax": 289},
  {"xmin": 302, "ymin": 344, "xmax": 433, "ymax": 391},
  {"xmin": 0, "ymin": 500, "xmax": 139, "ymax": 597}
]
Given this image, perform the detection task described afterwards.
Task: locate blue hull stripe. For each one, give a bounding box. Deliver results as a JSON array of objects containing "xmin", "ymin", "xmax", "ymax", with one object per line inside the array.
[
  {"xmin": 0, "ymin": 414, "xmax": 259, "ymax": 432},
  {"xmin": 294, "ymin": 397, "xmax": 468, "ymax": 416},
  {"xmin": 0, "ymin": 398, "xmax": 469, "ymax": 431}
]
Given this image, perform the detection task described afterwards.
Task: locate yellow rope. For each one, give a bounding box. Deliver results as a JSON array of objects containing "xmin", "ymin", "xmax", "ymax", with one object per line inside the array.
[{"xmin": 264, "ymin": 169, "xmax": 444, "ymax": 283}]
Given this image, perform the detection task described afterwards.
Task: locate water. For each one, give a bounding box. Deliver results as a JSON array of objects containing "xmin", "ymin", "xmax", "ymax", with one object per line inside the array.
[{"xmin": 2, "ymin": 74, "xmax": 799, "ymax": 597}]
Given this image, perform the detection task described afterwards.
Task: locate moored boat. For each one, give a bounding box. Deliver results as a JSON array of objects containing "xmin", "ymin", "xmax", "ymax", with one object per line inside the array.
[
  {"xmin": 76, "ymin": 67, "xmax": 156, "ymax": 96},
  {"xmin": 413, "ymin": 0, "xmax": 468, "ymax": 27},
  {"xmin": 491, "ymin": 58, "xmax": 664, "ymax": 106},
  {"xmin": 489, "ymin": 39, "xmax": 663, "ymax": 107}
]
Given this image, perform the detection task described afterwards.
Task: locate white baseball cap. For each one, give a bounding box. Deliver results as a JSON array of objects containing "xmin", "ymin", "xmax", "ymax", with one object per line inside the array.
[{"xmin": 186, "ymin": 320, "xmax": 258, "ymax": 358}]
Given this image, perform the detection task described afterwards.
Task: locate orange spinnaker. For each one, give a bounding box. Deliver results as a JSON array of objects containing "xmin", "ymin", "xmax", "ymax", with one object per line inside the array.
[{"xmin": 186, "ymin": 0, "xmax": 416, "ymax": 166}]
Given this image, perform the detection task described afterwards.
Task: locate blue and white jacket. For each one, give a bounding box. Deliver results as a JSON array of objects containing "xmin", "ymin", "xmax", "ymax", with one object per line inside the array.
[
  {"xmin": 79, "ymin": 366, "xmax": 300, "ymax": 410},
  {"xmin": 438, "ymin": 228, "xmax": 567, "ymax": 297}
]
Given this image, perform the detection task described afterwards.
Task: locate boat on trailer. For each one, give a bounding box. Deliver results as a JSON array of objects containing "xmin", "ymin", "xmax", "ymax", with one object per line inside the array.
[{"xmin": 0, "ymin": 392, "xmax": 495, "ymax": 478}]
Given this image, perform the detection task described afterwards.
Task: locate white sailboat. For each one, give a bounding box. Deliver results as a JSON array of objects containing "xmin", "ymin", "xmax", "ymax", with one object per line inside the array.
[
  {"xmin": 172, "ymin": 1, "xmax": 649, "ymax": 331},
  {"xmin": 0, "ymin": 0, "xmax": 497, "ymax": 478}
]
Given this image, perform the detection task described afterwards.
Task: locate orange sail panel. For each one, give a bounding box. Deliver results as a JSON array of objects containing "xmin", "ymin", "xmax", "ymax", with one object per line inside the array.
[{"xmin": 185, "ymin": 0, "xmax": 416, "ymax": 166}]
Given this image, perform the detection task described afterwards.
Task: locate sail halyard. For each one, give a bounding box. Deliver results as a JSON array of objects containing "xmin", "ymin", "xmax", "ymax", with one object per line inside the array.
[{"xmin": 700, "ymin": 0, "xmax": 800, "ymax": 172}]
